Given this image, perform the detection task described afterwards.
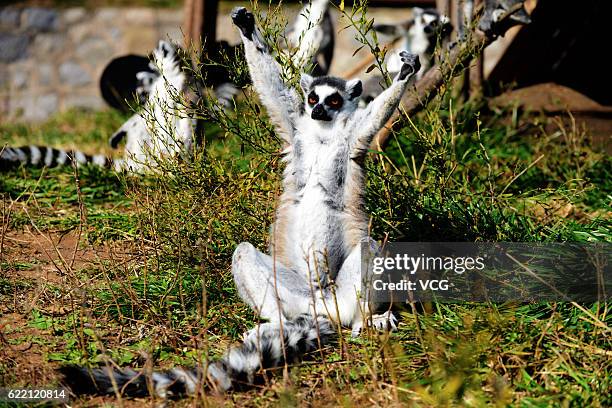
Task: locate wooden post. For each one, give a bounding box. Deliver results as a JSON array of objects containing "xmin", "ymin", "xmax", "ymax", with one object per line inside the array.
[
  {"xmin": 468, "ymin": 0, "xmax": 484, "ymax": 99},
  {"xmin": 436, "ymin": 0, "xmax": 452, "ymax": 16},
  {"xmin": 183, "ymin": 0, "xmax": 218, "ymax": 52},
  {"xmin": 182, "ymin": 0, "xmax": 195, "ymax": 47}
]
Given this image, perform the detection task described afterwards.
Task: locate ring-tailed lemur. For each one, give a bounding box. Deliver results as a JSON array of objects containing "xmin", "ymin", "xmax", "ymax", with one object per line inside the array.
[
  {"xmin": 59, "ymin": 7, "xmax": 420, "ymax": 398},
  {"xmin": 135, "ymin": 40, "xmax": 245, "ymax": 111},
  {"xmin": 479, "ymin": 0, "xmax": 531, "ymax": 37},
  {"xmin": 1, "ymin": 41, "xmax": 197, "ymax": 173},
  {"xmin": 361, "ymin": 7, "xmax": 451, "ymax": 103},
  {"xmin": 286, "ymin": 0, "xmax": 335, "ymax": 76}
]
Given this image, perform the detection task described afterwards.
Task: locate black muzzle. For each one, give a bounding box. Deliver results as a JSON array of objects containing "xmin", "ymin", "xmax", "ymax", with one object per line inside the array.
[{"xmin": 311, "ymin": 104, "xmax": 331, "ymax": 121}]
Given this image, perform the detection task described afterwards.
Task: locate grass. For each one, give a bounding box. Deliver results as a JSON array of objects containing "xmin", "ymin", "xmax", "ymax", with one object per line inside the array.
[{"xmin": 1, "ymin": 19, "xmax": 611, "ymax": 408}]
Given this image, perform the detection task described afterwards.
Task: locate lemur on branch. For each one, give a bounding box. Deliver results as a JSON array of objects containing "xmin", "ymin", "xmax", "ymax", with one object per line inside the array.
[
  {"xmin": 60, "ymin": 7, "xmax": 420, "ymax": 398},
  {"xmin": 362, "ymin": 7, "xmax": 451, "ymax": 103},
  {"xmin": 1, "ymin": 41, "xmax": 197, "ymax": 173}
]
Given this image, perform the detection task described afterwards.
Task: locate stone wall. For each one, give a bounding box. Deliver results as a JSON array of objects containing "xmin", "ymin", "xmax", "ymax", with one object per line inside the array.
[
  {"xmin": 0, "ymin": 6, "xmax": 184, "ymax": 122},
  {"xmin": 0, "ymin": 4, "xmax": 408, "ymax": 123}
]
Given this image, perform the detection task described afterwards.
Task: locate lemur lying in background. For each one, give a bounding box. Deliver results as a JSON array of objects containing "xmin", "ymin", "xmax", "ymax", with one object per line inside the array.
[
  {"xmin": 60, "ymin": 7, "xmax": 420, "ymax": 398},
  {"xmin": 361, "ymin": 7, "xmax": 451, "ymax": 103},
  {"xmin": 1, "ymin": 41, "xmax": 196, "ymax": 173}
]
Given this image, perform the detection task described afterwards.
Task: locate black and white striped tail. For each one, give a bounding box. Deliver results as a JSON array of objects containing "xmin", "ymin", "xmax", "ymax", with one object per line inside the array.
[
  {"xmin": 60, "ymin": 315, "xmax": 335, "ymax": 398},
  {"xmin": 1, "ymin": 145, "xmax": 110, "ymax": 170}
]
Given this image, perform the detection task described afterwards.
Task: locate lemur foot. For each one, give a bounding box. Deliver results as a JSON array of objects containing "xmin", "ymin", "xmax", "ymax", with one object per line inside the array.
[
  {"xmin": 351, "ymin": 311, "xmax": 398, "ymax": 337},
  {"xmin": 397, "ymin": 51, "xmax": 421, "ymax": 81},
  {"xmin": 231, "ymin": 7, "xmax": 255, "ymax": 40}
]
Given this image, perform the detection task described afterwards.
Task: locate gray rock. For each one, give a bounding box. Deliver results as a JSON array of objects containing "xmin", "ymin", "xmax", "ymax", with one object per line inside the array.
[
  {"xmin": 38, "ymin": 63, "xmax": 54, "ymax": 86},
  {"xmin": 36, "ymin": 93, "xmax": 59, "ymax": 119},
  {"xmin": 0, "ymin": 8, "xmax": 21, "ymax": 29},
  {"xmin": 10, "ymin": 93, "xmax": 58, "ymax": 121},
  {"xmin": 109, "ymin": 27, "xmax": 122, "ymax": 42},
  {"xmin": 0, "ymin": 67, "xmax": 8, "ymax": 90},
  {"xmin": 123, "ymin": 8, "xmax": 155, "ymax": 25},
  {"xmin": 94, "ymin": 8, "xmax": 119, "ymax": 22},
  {"xmin": 76, "ymin": 37, "xmax": 114, "ymax": 65},
  {"xmin": 63, "ymin": 94, "xmax": 104, "ymax": 110},
  {"xmin": 22, "ymin": 8, "xmax": 59, "ymax": 32},
  {"xmin": 0, "ymin": 94, "xmax": 9, "ymax": 118},
  {"xmin": 0, "ymin": 33, "xmax": 29, "ymax": 62},
  {"xmin": 11, "ymin": 68, "xmax": 29, "ymax": 90},
  {"xmin": 59, "ymin": 61, "xmax": 91, "ymax": 86},
  {"xmin": 33, "ymin": 33, "xmax": 66, "ymax": 54},
  {"xmin": 63, "ymin": 8, "xmax": 86, "ymax": 25},
  {"xmin": 67, "ymin": 22, "xmax": 90, "ymax": 43}
]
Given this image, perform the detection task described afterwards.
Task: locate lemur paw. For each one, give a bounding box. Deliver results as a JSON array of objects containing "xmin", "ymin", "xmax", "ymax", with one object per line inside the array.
[
  {"xmin": 397, "ymin": 51, "xmax": 421, "ymax": 81},
  {"xmin": 350, "ymin": 311, "xmax": 398, "ymax": 337},
  {"xmin": 371, "ymin": 311, "xmax": 398, "ymax": 332},
  {"xmin": 231, "ymin": 7, "xmax": 255, "ymax": 40}
]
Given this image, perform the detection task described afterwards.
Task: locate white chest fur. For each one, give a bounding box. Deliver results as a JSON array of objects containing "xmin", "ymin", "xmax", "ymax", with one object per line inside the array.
[{"xmin": 282, "ymin": 118, "xmax": 352, "ymax": 276}]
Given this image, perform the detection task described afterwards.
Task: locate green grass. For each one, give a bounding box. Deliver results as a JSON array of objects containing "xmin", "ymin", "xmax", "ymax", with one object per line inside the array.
[{"xmin": 0, "ymin": 78, "xmax": 610, "ymax": 408}]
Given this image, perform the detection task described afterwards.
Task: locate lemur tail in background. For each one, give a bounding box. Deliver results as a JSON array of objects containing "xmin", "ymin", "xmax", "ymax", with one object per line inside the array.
[
  {"xmin": 2, "ymin": 40, "xmax": 196, "ymax": 174},
  {"xmin": 0, "ymin": 145, "xmax": 110, "ymax": 171},
  {"xmin": 60, "ymin": 315, "xmax": 335, "ymax": 397}
]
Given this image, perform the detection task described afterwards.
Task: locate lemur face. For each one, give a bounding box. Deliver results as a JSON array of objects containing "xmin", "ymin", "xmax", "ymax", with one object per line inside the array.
[
  {"xmin": 152, "ymin": 40, "xmax": 180, "ymax": 73},
  {"xmin": 300, "ymin": 75, "xmax": 362, "ymax": 123},
  {"xmin": 413, "ymin": 8, "xmax": 451, "ymax": 38}
]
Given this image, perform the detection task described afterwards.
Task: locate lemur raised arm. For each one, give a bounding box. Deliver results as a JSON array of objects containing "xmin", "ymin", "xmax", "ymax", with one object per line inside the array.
[
  {"xmin": 234, "ymin": 9, "xmax": 302, "ymax": 145},
  {"xmin": 230, "ymin": 6, "xmax": 420, "ymax": 334}
]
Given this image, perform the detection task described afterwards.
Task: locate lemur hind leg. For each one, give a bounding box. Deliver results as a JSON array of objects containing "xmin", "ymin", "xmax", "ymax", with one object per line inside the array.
[
  {"xmin": 313, "ymin": 238, "xmax": 397, "ymax": 336},
  {"xmin": 232, "ymin": 242, "xmax": 312, "ymax": 322},
  {"xmin": 233, "ymin": 240, "xmax": 396, "ymax": 336}
]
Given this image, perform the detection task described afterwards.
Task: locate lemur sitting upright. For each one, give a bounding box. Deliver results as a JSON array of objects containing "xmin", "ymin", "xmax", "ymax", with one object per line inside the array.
[
  {"xmin": 108, "ymin": 40, "xmax": 197, "ymax": 172},
  {"xmin": 361, "ymin": 7, "xmax": 451, "ymax": 103},
  {"xmin": 60, "ymin": 7, "xmax": 420, "ymax": 398},
  {"xmin": 228, "ymin": 4, "xmax": 418, "ymax": 342},
  {"xmin": 1, "ymin": 41, "xmax": 196, "ymax": 173}
]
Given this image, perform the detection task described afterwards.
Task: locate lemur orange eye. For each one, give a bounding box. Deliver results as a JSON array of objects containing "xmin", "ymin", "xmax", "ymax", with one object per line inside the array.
[
  {"xmin": 325, "ymin": 94, "xmax": 343, "ymax": 110},
  {"xmin": 307, "ymin": 92, "xmax": 318, "ymax": 106}
]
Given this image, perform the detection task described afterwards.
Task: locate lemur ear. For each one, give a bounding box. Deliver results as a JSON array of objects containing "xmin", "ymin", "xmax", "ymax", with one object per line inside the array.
[
  {"xmin": 300, "ymin": 74, "xmax": 314, "ymax": 93},
  {"xmin": 346, "ymin": 79, "xmax": 362, "ymax": 100}
]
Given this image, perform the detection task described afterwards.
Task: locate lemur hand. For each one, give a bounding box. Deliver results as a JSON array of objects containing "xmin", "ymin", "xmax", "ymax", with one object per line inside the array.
[
  {"xmin": 351, "ymin": 311, "xmax": 398, "ymax": 337},
  {"xmin": 397, "ymin": 51, "xmax": 421, "ymax": 81},
  {"xmin": 231, "ymin": 7, "xmax": 255, "ymax": 40}
]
